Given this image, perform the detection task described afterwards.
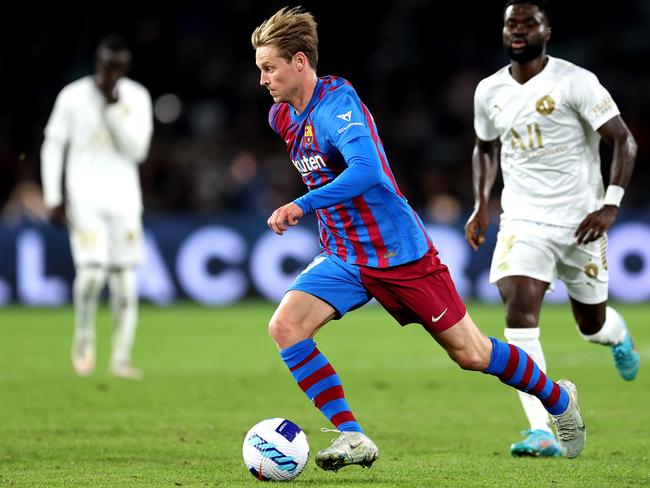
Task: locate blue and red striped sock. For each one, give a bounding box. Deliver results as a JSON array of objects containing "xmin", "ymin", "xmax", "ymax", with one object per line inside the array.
[
  {"xmin": 280, "ymin": 338, "xmax": 363, "ymax": 432},
  {"xmin": 484, "ymin": 337, "xmax": 569, "ymax": 415}
]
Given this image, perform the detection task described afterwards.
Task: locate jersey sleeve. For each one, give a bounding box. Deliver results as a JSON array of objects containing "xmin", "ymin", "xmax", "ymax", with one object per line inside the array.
[
  {"xmin": 473, "ymin": 80, "xmax": 499, "ymax": 141},
  {"xmin": 103, "ymin": 84, "xmax": 153, "ymax": 162},
  {"xmin": 320, "ymin": 89, "xmax": 373, "ymax": 149},
  {"xmin": 43, "ymin": 88, "xmax": 72, "ymax": 143},
  {"xmin": 268, "ymin": 104, "xmax": 282, "ymax": 135},
  {"xmin": 41, "ymin": 88, "xmax": 71, "ymax": 208},
  {"xmin": 567, "ymin": 67, "xmax": 620, "ymax": 130}
]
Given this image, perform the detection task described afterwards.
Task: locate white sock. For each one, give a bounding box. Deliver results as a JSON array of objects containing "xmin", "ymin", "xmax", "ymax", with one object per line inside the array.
[
  {"xmin": 108, "ymin": 268, "xmax": 139, "ymax": 367},
  {"xmin": 579, "ymin": 306, "xmax": 627, "ymax": 346},
  {"xmin": 504, "ymin": 327, "xmax": 552, "ymax": 433},
  {"xmin": 72, "ymin": 267, "xmax": 107, "ymax": 348}
]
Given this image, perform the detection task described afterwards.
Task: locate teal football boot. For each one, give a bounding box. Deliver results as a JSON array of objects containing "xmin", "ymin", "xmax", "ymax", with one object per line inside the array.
[
  {"xmin": 510, "ymin": 429, "xmax": 562, "ymax": 457},
  {"xmin": 612, "ymin": 333, "xmax": 640, "ymax": 381}
]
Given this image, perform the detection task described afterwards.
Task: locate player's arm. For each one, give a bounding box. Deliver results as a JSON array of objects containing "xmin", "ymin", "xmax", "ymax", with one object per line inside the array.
[
  {"xmin": 103, "ymin": 89, "xmax": 153, "ymax": 162},
  {"xmin": 267, "ymin": 137, "xmax": 382, "ymax": 235},
  {"xmin": 294, "ymin": 136, "xmax": 382, "ymax": 213},
  {"xmin": 464, "ymin": 137, "xmax": 500, "ymax": 251},
  {"xmin": 40, "ymin": 91, "xmax": 70, "ymax": 226},
  {"xmin": 574, "ymin": 115, "xmax": 637, "ymax": 244}
]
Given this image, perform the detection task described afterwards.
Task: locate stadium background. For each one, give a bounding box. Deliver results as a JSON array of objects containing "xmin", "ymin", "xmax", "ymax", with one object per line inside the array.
[{"xmin": 1, "ymin": 0, "xmax": 649, "ymax": 305}]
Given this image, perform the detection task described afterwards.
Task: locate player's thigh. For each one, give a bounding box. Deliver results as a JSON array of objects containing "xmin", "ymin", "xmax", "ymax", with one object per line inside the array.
[
  {"xmin": 106, "ymin": 213, "xmax": 143, "ymax": 268},
  {"xmin": 489, "ymin": 221, "xmax": 557, "ymax": 287},
  {"xmin": 67, "ymin": 208, "xmax": 109, "ymax": 267},
  {"xmin": 360, "ymin": 248, "xmax": 466, "ymax": 334},
  {"xmin": 557, "ymin": 234, "xmax": 608, "ymax": 305},
  {"xmin": 288, "ymin": 253, "xmax": 372, "ymax": 319}
]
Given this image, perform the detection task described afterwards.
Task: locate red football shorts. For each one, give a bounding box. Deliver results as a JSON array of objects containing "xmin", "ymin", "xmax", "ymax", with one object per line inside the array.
[{"xmin": 359, "ymin": 247, "xmax": 467, "ymax": 334}]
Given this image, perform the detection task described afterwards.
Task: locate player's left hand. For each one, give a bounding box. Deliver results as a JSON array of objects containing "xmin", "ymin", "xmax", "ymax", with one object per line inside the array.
[
  {"xmin": 574, "ymin": 205, "xmax": 618, "ymax": 244},
  {"xmin": 267, "ymin": 203, "xmax": 304, "ymax": 235}
]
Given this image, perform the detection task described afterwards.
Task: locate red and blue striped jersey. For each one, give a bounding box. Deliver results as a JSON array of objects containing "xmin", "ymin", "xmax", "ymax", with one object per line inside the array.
[{"xmin": 268, "ymin": 76, "xmax": 432, "ymax": 268}]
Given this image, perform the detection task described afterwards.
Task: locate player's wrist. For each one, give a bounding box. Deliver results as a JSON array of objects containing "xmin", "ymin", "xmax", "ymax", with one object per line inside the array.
[
  {"xmin": 474, "ymin": 200, "xmax": 488, "ymax": 212},
  {"xmin": 603, "ymin": 185, "xmax": 625, "ymax": 207},
  {"xmin": 292, "ymin": 197, "xmax": 312, "ymax": 215}
]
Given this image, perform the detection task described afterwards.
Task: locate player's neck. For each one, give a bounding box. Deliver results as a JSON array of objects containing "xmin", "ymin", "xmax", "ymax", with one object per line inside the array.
[
  {"xmin": 292, "ymin": 74, "xmax": 318, "ymax": 115},
  {"xmin": 510, "ymin": 55, "xmax": 549, "ymax": 84}
]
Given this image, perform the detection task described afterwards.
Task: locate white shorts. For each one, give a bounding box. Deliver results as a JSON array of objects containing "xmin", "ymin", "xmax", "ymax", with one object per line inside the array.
[
  {"xmin": 68, "ymin": 208, "xmax": 143, "ymax": 268},
  {"xmin": 489, "ymin": 219, "xmax": 608, "ymax": 304}
]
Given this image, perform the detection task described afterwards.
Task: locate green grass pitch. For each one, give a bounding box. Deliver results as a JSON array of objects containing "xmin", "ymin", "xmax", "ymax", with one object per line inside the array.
[{"xmin": 1, "ymin": 302, "xmax": 649, "ymax": 487}]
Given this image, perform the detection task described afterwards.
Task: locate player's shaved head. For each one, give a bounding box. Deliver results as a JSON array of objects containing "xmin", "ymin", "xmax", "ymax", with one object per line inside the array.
[
  {"xmin": 96, "ymin": 34, "xmax": 131, "ymax": 66},
  {"xmin": 504, "ymin": 0, "xmax": 552, "ymax": 25},
  {"xmin": 251, "ymin": 7, "xmax": 318, "ymax": 70}
]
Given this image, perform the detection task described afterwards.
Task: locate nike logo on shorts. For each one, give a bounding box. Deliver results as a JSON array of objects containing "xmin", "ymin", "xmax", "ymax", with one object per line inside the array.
[{"xmin": 431, "ymin": 308, "xmax": 448, "ymax": 323}]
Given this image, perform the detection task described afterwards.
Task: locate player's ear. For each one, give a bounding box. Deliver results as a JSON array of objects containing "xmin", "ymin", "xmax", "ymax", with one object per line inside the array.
[{"xmin": 294, "ymin": 52, "xmax": 306, "ymax": 71}]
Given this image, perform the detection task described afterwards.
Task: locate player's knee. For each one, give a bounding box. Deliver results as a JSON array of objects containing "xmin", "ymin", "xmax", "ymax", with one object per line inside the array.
[
  {"xmin": 449, "ymin": 350, "xmax": 488, "ymax": 371},
  {"xmin": 75, "ymin": 267, "xmax": 107, "ymax": 298},
  {"xmin": 268, "ymin": 315, "xmax": 297, "ymax": 347},
  {"xmin": 504, "ymin": 309, "xmax": 538, "ymax": 328},
  {"xmin": 109, "ymin": 269, "xmax": 137, "ymax": 307}
]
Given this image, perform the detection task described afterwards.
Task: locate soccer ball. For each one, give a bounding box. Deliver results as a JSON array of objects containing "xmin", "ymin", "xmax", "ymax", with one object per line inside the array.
[{"xmin": 242, "ymin": 418, "xmax": 309, "ymax": 481}]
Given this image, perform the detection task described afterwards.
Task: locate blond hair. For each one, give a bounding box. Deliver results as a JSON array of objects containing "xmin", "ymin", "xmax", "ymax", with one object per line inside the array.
[{"xmin": 251, "ymin": 7, "xmax": 318, "ymax": 70}]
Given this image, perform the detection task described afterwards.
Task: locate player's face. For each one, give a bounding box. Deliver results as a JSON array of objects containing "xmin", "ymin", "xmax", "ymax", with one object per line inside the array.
[
  {"xmin": 95, "ymin": 49, "xmax": 130, "ymax": 92},
  {"xmin": 255, "ymin": 46, "xmax": 301, "ymax": 104},
  {"xmin": 503, "ymin": 4, "xmax": 551, "ymax": 63}
]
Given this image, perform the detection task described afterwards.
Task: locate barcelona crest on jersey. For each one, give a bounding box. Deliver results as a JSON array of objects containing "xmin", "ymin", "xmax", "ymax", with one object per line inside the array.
[{"xmin": 304, "ymin": 125, "xmax": 314, "ymax": 145}]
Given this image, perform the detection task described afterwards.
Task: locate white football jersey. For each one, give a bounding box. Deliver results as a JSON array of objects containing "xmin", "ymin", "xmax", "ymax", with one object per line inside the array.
[
  {"xmin": 41, "ymin": 76, "xmax": 153, "ymax": 215},
  {"xmin": 474, "ymin": 56, "xmax": 619, "ymax": 226}
]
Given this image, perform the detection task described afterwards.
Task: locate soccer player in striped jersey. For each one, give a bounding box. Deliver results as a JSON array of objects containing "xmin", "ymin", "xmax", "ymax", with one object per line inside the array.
[
  {"xmin": 252, "ymin": 7, "xmax": 585, "ymax": 471},
  {"xmin": 466, "ymin": 0, "xmax": 638, "ymax": 458}
]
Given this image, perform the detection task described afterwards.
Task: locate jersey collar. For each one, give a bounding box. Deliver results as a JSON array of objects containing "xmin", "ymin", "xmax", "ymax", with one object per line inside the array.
[{"xmin": 290, "ymin": 77, "xmax": 323, "ymax": 123}]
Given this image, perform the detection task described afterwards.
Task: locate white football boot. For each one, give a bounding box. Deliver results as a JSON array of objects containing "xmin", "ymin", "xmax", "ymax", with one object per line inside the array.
[
  {"xmin": 71, "ymin": 340, "xmax": 95, "ymax": 377},
  {"xmin": 315, "ymin": 429, "xmax": 379, "ymax": 471},
  {"xmin": 550, "ymin": 379, "xmax": 586, "ymax": 459},
  {"xmin": 109, "ymin": 361, "xmax": 143, "ymax": 380}
]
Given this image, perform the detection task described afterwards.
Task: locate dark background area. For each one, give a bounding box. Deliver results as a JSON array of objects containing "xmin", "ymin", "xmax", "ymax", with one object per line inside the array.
[{"xmin": 1, "ymin": 0, "xmax": 649, "ymax": 224}]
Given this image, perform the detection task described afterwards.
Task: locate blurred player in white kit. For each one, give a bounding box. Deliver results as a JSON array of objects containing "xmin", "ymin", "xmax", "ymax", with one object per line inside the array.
[{"xmin": 41, "ymin": 34, "xmax": 153, "ymax": 379}]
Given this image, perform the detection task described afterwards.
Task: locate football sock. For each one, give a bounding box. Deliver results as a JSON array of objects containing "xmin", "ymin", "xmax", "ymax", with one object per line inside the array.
[
  {"xmin": 72, "ymin": 266, "xmax": 107, "ymax": 347},
  {"xmin": 484, "ymin": 337, "xmax": 569, "ymax": 416},
  {"xmin": 108, "ymin": 268, "xmax": 138, "ymax": 367},
  {"xmin": 579, "ymin": 306, "xmax": 627, "ymax": 346},
  {"xmin": 280, "ymin": 338, "xmax": 363, "ymax": 433},
  {"xmin": 505, "ymin": 327, "xmax": 553, "ymax": 432}
]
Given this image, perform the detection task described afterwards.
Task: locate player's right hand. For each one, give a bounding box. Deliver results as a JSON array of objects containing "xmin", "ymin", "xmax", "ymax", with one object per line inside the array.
[
  {"xmin": 267, "ymin": 202, "xmax": 304, "ymax": 235},
  {"xmin": 48, "ymin": 204, "xmax": 67, "ymax": 227},
  {"xmin": 96, "ymin": 75, "xmax": 119, "ymax": 104},
  {"xmin": 464, "ymin": 205, "xmax": 488, "ymax": 251}
]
